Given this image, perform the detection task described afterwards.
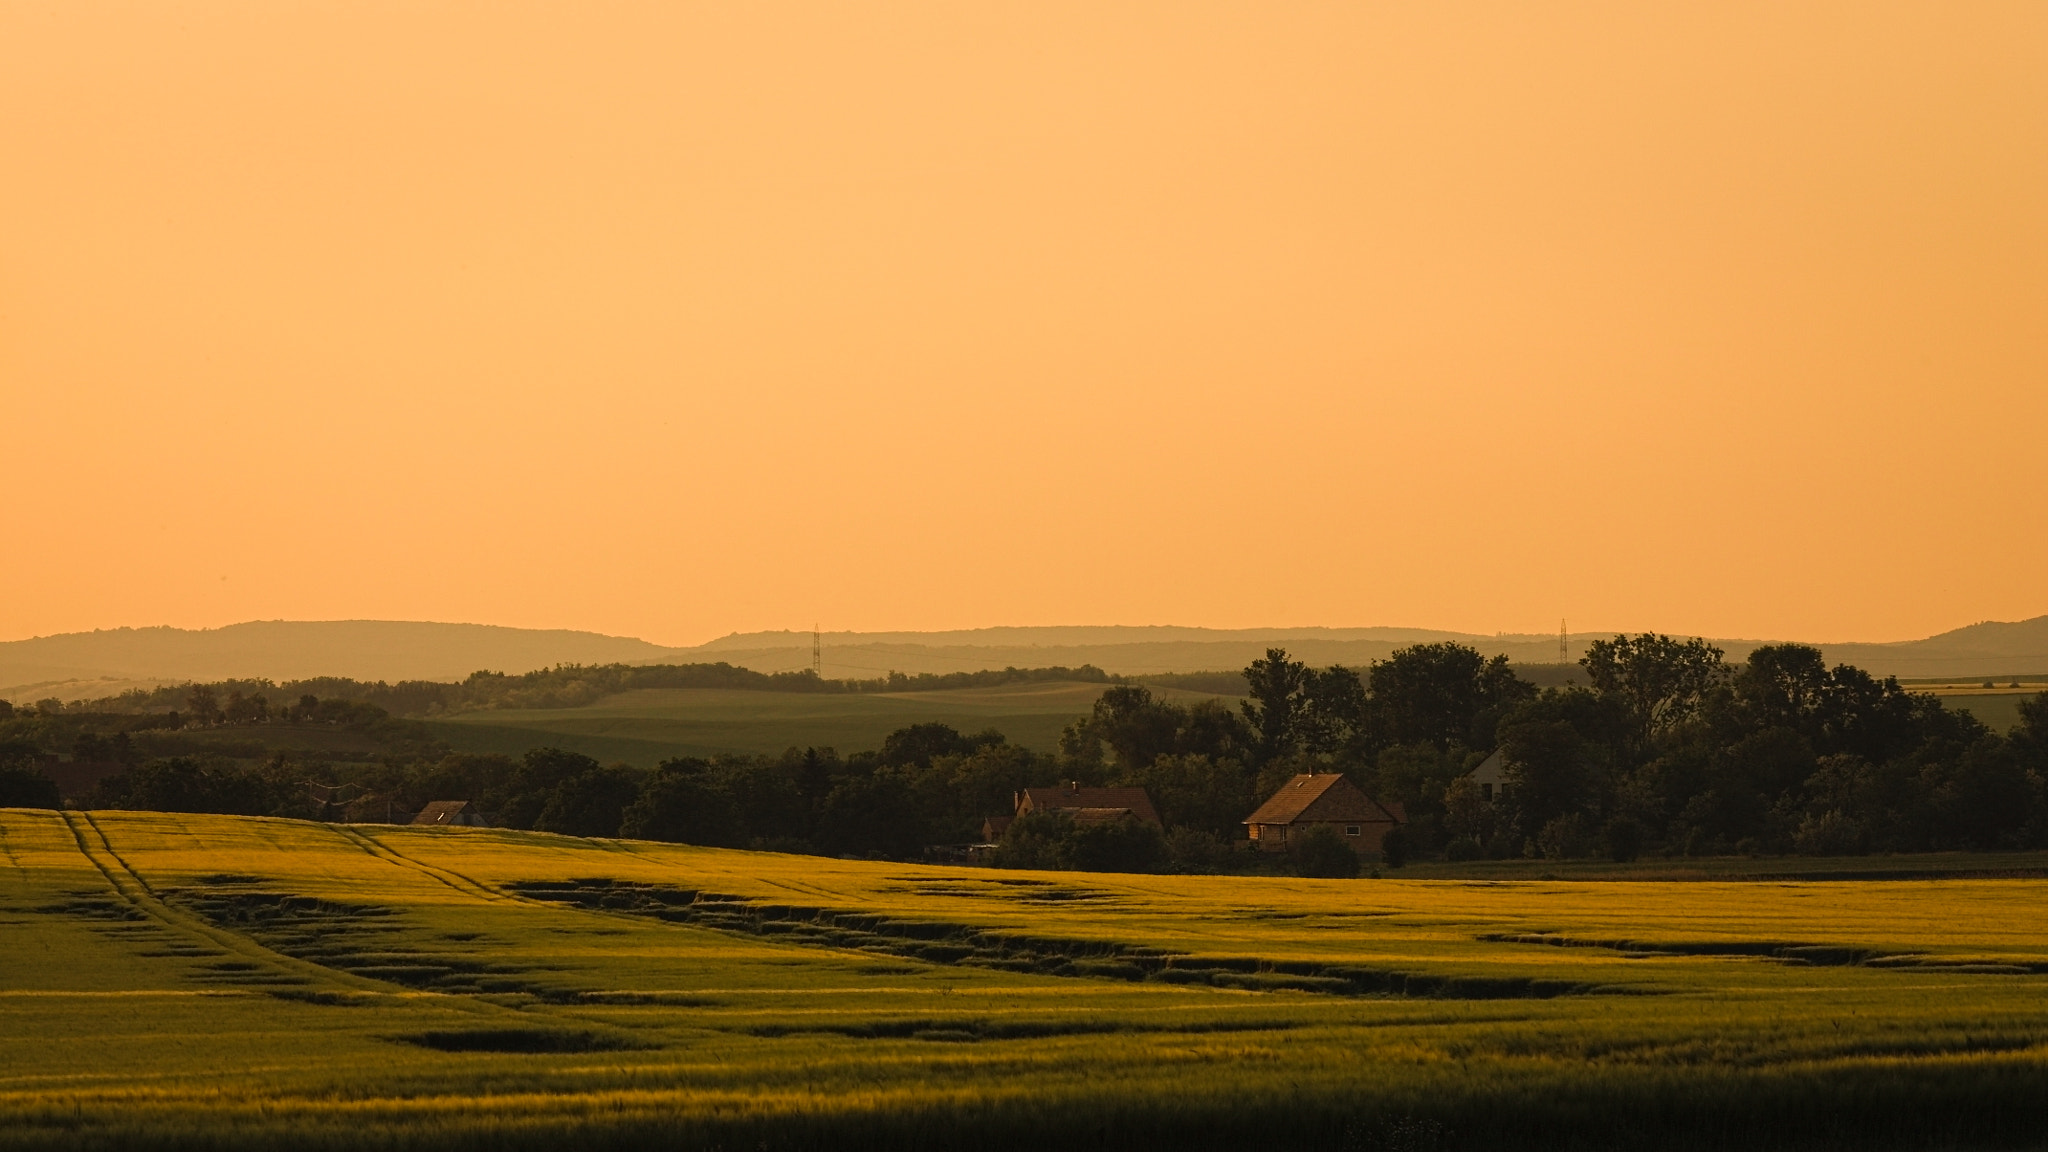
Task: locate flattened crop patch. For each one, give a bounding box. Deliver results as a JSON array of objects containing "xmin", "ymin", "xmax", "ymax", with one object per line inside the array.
[
  {"xmin": 510, "ymin": 879, "xmax": 1626, "ymax": 1001},
  {"xmin": 392, "ymin": 1029, "xmax": 650, "ymax": 1054}
]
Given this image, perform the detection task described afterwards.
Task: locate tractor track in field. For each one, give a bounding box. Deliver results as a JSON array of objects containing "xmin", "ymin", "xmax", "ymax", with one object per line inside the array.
[
  {"xmin": 327, "ymin": 825, "xmax": 520, "ymax": 905},
  {"xmin": 56, "ymin": 811, "xmax": 385, "ymax": 993}
]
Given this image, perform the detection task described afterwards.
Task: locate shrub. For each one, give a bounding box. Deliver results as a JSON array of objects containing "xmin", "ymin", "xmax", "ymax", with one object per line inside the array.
[
  {"xmin": 1379, "ymin": 825, "xmax": 1411, "ymax": 869},
  {"xmin": 1058, "ymin": 817, "xmax": 1168, "ymax": 873},
  {"xmin": 1604, "ymin": 818, "xmax": 1643, "ymax": 863},
  {"xmin": 1533, "ymin": 813, "xmax": 1591, "ymax": 860},
  {"xmin": 0, "ymin": 765, "xmax": 60, "ymax": 809},
  {"xmin": 1793, "ymin": 809, "xmax": 1866, "ymax": 856},
  {"xmin": 1164, "ymin": 826, "xmax": 1229, "ymax": 871},
  {"xmin": 1290, "ymin": 825, "xmax": 1360, "ymax": 878},
  {"xmin": 1442, "ymin": 835, "xmax": 1483, "ymax": 862}
]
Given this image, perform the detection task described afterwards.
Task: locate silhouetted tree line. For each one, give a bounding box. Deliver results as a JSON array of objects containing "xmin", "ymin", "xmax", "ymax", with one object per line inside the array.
[
  {"xmin": 1471, "ymin": 637, "xmax": 2048, "ymax": 859},
  {"xmin": 51, "ymin": 662, "xmax": 1122, "ymax": 720},
  {"xmin": 5, "ymin": 640, "xmax": 2044, "ymax": 868}
]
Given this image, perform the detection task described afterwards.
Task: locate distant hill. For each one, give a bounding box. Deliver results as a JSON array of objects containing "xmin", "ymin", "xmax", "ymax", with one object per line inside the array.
[
  {"xmin": 0, "ymin": 621, "xmax": 686, "ymax": 701},
  {"xmin": 690, "ymin": 621, "xmax": 2048, "ymax": 681},
  {"xmin": 1821, "ymin": 616, "xmax": 2048, "ymax": 679},
  {"xmin": 6, "ymin": 616, "xmax": 2046, "ymax": 704}
]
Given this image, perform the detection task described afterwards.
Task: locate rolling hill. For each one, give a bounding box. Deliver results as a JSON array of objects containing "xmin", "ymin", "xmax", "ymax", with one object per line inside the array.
[{"xmin": 7, "ymin": 615, "xmax": 2048, "ymax": 704}]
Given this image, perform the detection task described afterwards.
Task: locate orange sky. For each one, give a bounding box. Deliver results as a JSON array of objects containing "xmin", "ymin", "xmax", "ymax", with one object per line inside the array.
[{"xmin": 4, "ymin": 1, "xmax": 2044, "ymax": 647}]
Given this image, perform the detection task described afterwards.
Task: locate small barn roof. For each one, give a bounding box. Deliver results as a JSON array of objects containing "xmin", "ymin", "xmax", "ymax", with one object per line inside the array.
[
  {"xmin": 1243, "ymin": 773, "xmax": 1402, "ymax": 827},
  {"xmin": 1018, "ymin": 786, "xmax": 1162, "ymax": 827},
  {"xmin": 412, "ymin": 800, "xmax": 480, "ymax": 826},
  {"xmin": 1065, "ymin": 807, "xmax": 1139, "ymax": 827}
]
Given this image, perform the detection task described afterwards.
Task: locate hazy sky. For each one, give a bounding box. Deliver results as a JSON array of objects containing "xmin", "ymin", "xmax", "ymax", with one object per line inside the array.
[{"xmin": 5, "ymin": 2, "xmax": 2043, "ymax": 646}]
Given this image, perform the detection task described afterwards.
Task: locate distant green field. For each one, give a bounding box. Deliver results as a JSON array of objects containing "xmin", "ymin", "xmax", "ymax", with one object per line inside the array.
[
  {"xmin": 1926, "ymin": 684, "xmax": 2044, "ymax": 734},
  {"xmin": 3, "ymin": 809, "xmax": 2046, "ymax": 1149},
  {"xmin": 421, "ymin": 681, "xmax": 1231, "ymax": 764}
]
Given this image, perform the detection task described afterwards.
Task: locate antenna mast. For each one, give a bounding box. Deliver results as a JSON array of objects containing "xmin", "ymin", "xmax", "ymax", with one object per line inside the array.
[
  {"xmin": 812, "ymin": 624, "xmax": 822, "ymax": 677},
  {"xmin": 1559, "ymin": 619, "xmax": 1568, "ymax": 665}
]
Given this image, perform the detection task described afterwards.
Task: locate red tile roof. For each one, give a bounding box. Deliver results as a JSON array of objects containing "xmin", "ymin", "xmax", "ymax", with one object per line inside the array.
[
  {"xmin": 1017, "ymin": 785, "xmax": 1162, "ymax": 827},
  {"xmin": 1243, "ymin": 773, "xmax": 1401, "ymax": 827}
]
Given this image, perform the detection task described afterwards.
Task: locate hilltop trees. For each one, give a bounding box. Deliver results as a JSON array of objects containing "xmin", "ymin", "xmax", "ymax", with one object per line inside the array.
[
  {"xmin": 1468, "ymin": 637, "xmax": 2048, "ymax": 859},
  {"xmin": 1580, "ymin": 634, "xmax": 1726, "ymax": 756},
  {"xmin": 1366, "ymin": 643, "xmax": 1534, "ymax": 752}
]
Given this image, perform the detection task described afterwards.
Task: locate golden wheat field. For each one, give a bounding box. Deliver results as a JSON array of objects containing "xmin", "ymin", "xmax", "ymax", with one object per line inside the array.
[{"xmin": 3, "ymin": 809, "xmax": 2047, "ymax": 1150}]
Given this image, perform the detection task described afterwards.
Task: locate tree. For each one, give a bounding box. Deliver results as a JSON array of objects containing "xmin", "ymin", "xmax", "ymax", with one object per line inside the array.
[
  {"xmin": 1580, "ymin": 634, "xmax": 1726, "ymax": 753},
  {"xmin": 490, "ymin": 747, "xmax": 603, "ymax": 830},
  {"xmin": 1122, "ymin": 753, "xmax": 1253, "ymax": 837},
  {"xmin": 0, "ymin": 765, "xmax": 60, "ymax": 809},
  {"xmin": 878, "ymin": 723, "xmax": 1001, "ymax": 770},
  {"xmin": 534, "ymin": 765, "xmax": 643, "ymax": 838},
  {"xmin": 1082, "ymin": 686, "xmax": 1185, "ymax": 773},
  {"xmin": 1058, "ymin": 816, "xmax": 1167, "ymax": 873},
  {"xmin": 1367, "ymin": 644, "xmax": 1532, "ymax": 752},
  {"xmin": 1735, "ymin": 644, "xmax": 1829, "ymax": 733},
  {"xmin": 185, "ymin": 685, "xmax": 220, "ymax": 727},
  {"xmin": 105, "ymin": 757, "xmax": 271, "ymax": 815},
  {"xmin": 1289, "ymin": 824, "xmax": 1360, "ymax": 878},
  {"xmin": 1241, "ymin": 649, "xmax": 1313, "ymax": 764},
  {"xmin": 816, "ymin": 768, "xmax": 922, "ymax": 858},
  {"xmin": 1498, "ymin": 720, "xmax": 1589, "ymax": 833},
  {"xmin": 991, "ymin": 810, "xmax": 1070, "ymax": 869},
  {"xmin": 619, "ymin": 758, "xmax": 736, "ymax": 846}
]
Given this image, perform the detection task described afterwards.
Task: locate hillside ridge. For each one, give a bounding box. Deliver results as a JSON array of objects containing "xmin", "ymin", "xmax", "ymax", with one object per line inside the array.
[{"xmin": 5, "ymin": 615, "xmax": 2045, "ymax": 701}]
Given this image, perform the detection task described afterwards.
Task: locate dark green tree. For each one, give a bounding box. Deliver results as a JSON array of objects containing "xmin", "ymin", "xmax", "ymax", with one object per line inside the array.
[
  {"xmin": 619, "ymin": 758, "xmax": 736, "ymax": 846},
  {"xmin": 1367, "ymin": 643, "xmax": 1532, "ymax": 752},
  {"xmin": 0, "ymin": 765, "xmax": 59, "ymax": 809},
  {"xmin": 1580, "ymin": 634, "xmax": 1726, "ymax": 754},
  {"xmin": 534, "ymin": 764, "xmax": 643, "ymax": 838},
  {"xmin": 1290, "ymin": 824, "xmax": 1361, "ymax": 878},
  {"xmin": 1241, "ymin": 648, "xmax": 1313, "ymax": 764}
]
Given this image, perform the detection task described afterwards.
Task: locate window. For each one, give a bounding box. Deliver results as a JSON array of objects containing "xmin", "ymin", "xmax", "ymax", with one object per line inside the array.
[
  {"xmin": 1345, "ymin": 825, "xmax": 1360, "ymax": 837},
  {"xmin": 1481, "ymin": 783, "xmax": 1494, "ymax": 802},
  {"xmin": 1248, "ymin": 825, "xmax": 1261, "ymax": 841}
]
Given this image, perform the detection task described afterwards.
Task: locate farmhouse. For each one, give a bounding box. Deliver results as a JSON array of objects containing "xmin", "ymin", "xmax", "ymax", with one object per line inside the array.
[
  {"xmin": 1013, "ymin": 784, "xmax": 1164, "ymax": 829},
  {"xmin": 1243, "ymin": 772, "xmax": 1403, "ymax": 852},
  {"xmin": 411, "ymin": 800, "xmax": 491, "ymax": 827},
  {"xmin": 1465, "ymin": 749, "xmax": 1508, "ymax": 803}
]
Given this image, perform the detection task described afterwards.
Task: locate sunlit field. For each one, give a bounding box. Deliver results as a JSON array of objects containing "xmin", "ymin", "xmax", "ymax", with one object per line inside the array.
[{"xmin": 3, "ymin": 809, "xmax": 2046, "ymax": 1150}]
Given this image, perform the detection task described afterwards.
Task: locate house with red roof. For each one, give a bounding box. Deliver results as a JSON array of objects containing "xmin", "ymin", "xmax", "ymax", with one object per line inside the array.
[{"xmin": 1243, "ymin": 772, "xmax": 1403, "ymax": 853}]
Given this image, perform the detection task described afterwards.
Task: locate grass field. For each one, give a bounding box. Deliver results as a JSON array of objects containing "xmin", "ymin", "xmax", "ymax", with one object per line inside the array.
[
  {"xmin": 1918, "ymin": 680, "xmax": 2047, "ymax": 735},
  {"xmin": 420, "ymin": 681, "xmax": 1231, "ymax": 763},
  {"xmin": 3, "ymin": 810, "xmax": 2047, "ymax": 1149}
]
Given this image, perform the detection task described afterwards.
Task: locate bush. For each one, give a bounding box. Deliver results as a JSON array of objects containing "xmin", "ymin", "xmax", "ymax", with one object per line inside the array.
[
  {"xmin": 1794, "ymin": 809, "xmax": 1866, "ymax": 856},
  {"xmin": 1164, "ymin": 825, "xmax": 1229, "ymax": 871},
  {"xmin": 1604, "ymin": 818, "xmax": 1643, "ymax": 863},
  {"xmin": 1378, "ymin": 825, "xmax": 1411, "ymax": 869},
  {"xmin": 990, "ymin": 810, "xmax": 1069, "ymax": 869},
  {"xmin": 1058, "ymin": 817, "xmax": 1168, "ymax": 873},
  {"xmin": 1532, "ymin": 813, "xmax": 1591, "ymax": 860},
  {"xmin": 0, "ymin": 765, "xmax": 60, "ymax": 809},
  {"xmin": 1290, "ymin": 825, "xmax": 1360, "ymax": 878},
  {"xmin": 1442, "ymin": 835, "xmax": 1483, "ymax": 862},
  {"xmin": 991, "ymin": 812, "xmax": 1168, "ymax": 873}
]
